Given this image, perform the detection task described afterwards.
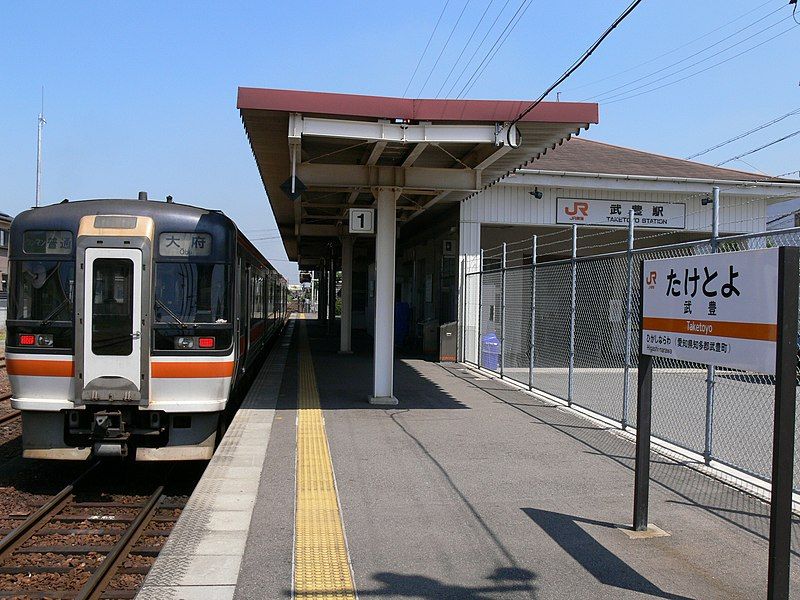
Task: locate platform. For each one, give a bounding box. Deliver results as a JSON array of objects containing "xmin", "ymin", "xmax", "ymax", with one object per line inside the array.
[{"xmin": 141, "ymin": 315, "xmax": 800, "ymax": 599}]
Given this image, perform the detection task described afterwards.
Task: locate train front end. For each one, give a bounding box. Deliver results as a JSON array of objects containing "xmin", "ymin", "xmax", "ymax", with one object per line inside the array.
[{"xmin": 6, "ymin": 200, "xmax": 238, "ymax": 460}]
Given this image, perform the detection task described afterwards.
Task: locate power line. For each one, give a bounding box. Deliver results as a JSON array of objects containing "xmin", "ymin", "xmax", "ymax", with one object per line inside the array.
[
  {"xmin": 418, "ymin": 1, "xmax": 472, "ymax": 97},
  {"xmin": 434, "ymin": 0, "xmax": 496, "ymax": 98},
  {"xmin": 560, "ymin": 0, "xmax": 778, "ymax": 94},
  {"xmin": 686, "ymin": 106, "xmax": 800, "ymax": 160},
  {"xmin": 402, "ymin": 0, "xmax": 451, "ymax": 97},
  {"xmin": 588, "ymin": 11, "xmax": 791, "ymax": 104},
  {"xmin": 443, "ymin": 0, "xmax": 513, "ymax": 98},
  {"xmin": 583, "ymin": 5, "xmax": 786, "ymax": 102},
  {"xmin": 458, "ymin": 0, "xmax": 537, "ymax": 98},
  {"xmin": 715, "ymin": 128, "xmax": 800, "ymax": 166},
  {"xmin": 598, "ymin": 22, "xmax": 797, "ymax": 105},
  {"xmin": 508, "ymin": 0, "xmax": 645, "ymax": 127},
  {"xmin": 455, "ymin": 0, "xmax": 534, "ymax": 99}
]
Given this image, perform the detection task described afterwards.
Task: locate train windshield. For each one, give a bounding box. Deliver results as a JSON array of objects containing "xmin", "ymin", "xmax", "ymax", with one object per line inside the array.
[
  {"xmin": 9, "ymin": 260, "xmax": 75, "ymax": 322},
  {"xmin": 154, "ymin": 263, "xmax": 230, "ymax": 324}
]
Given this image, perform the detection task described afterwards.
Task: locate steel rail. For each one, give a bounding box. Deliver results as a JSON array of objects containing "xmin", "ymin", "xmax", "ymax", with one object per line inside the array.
[
  {"xmin": 0, "ymin": 463, "xmax": 99, "ymax": 560},
  {"xmin": 0, "ymin": 409, "xmax": 19, "ymax": 425},
  {"xmin": 76, "ymin": 486, "xmax": 165, "ymax": 600}
]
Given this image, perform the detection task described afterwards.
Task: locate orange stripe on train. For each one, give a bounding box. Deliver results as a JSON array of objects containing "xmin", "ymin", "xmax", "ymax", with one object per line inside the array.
[
  {"xmin": 151, "ymin": 361, "xmax": 235, "ymax": 378},
  {"xmin": 6, "ymin": 359, "xmax": 75, "ymax": 377}
]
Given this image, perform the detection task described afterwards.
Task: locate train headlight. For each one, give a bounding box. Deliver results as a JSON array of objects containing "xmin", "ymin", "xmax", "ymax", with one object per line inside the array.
[
  {"xmin": 36, "ymin": 334, "xmax": 54, "ymax": 347},
  {"xmin": 173, "ymin": 335, "xmax": 216, "ymax": 350},
  {"xmin": 175, "ymin": 336, "xmax": 196, "ymax": 350}
]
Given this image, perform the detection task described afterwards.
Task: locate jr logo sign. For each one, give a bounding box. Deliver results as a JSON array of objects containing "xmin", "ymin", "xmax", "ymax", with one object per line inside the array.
[
  {"xmin": 646, "ymin": 271, "xmax": 657, "ymax": 288},
  {"xmin": 563, "ymin": 201, "xmax": 589, "ymax": 220}
]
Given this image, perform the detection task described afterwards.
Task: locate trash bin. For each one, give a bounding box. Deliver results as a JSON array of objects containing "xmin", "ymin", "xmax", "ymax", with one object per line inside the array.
[
  {"xmin": 481, "ymin": 332, "xmax": 500, "ymax": 371},
  {"xmin": 422, "ymin": 319, "xmax": 439, "ymax": 356},
  {"xmin": 439, "ymin": 322, "xmax": 458, "ymax": 362}
]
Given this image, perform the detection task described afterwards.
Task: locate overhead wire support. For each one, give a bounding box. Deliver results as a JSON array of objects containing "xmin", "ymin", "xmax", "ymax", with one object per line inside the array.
[{"xmin": 508, "ymin": 0, "xmax": 645, "ymax": 128}]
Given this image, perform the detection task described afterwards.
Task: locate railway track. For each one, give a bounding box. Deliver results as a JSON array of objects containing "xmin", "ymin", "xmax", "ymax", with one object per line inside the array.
[
  {"xmin": 0, "ymin": 355, "xmax": 14, "ymax": 418},
  {"xmin": 0, "ymin": 465, "xmax": 186, "ymax": 599},
  {"xmin": 0, "ymin": 411, "xmax": 18, "ymax": 427}
]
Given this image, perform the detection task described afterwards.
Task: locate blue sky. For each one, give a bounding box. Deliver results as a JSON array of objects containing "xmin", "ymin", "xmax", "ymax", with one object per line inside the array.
[{"xmin": 2, "ymin": 1, "xmax": 798, "ymax": 282}]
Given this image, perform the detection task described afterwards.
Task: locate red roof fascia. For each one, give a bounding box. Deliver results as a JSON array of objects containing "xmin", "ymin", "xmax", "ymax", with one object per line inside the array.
[{"xmin": 237, "ymin": 87, "xmax": 598, "ymax": 125}]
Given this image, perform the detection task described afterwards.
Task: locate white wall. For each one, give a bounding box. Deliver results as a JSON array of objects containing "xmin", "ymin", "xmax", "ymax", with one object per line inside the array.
[{"xmin": 461, "ymin": 185, "xmax": 766, "ymax": 234}]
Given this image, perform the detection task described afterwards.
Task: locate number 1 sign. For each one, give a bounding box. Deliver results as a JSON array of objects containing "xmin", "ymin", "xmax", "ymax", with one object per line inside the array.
[{"xmin": 349, "ymin": 208, "xmax": 375, "ymax": 234}]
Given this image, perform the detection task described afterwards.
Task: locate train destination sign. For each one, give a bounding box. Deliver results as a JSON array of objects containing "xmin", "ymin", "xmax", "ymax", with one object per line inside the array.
[
  {"xmin": 641, "ymin": 248, "xmax": 779, "ymax": 374},
  {"xmin": 158, "ymin": 232, "xmax": 212, "ymax": 257},
  {"xmin": 556, "ymin": 198, "xmax": 686, "ymax": 229}
]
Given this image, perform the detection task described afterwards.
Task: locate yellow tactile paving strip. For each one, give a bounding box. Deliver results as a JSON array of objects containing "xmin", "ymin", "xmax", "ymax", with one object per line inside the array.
[{"xmin": 294, "ymin": 318, "xmax": 357, "ymax": 599}]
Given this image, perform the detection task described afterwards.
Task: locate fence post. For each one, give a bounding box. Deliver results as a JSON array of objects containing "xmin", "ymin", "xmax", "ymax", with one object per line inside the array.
[
  {"xmin": 459, "ymin": 254, "xmax": 467, "ymax": 363},
  {"xmin": 622, "ymin": 210, "xmax": 635, "ymax": 429},
  {"xmin": 528, "ymin": 235, "xmax": 537, "ymax": 391},
  {"xmin": 477, "ymin": 249, "xmax": 484, "ymax": 368},
  {"xmin": 704, "ymin": 186, "xmax": 720, "ymax": 464},
  {"xmin": 500, "ymin": 243, "xmax": 507, "ymax": 379},
  {"xmin": 568, "ymin": 224, "xmax": 577, "ymax": 406}
]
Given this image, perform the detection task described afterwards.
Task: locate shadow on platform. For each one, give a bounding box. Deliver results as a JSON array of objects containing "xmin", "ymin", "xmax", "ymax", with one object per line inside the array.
[
  {"xmin": 444, "ymin": 363, "xmax": 800, "ymax": 558},
  {"xmin": 521, "ymin": 508, "xmax": 692, "ymax": 600},
  {"xmin": 287, "ymin": 566, "xmax": 537, "ymax": 599},
  {"xmin": 304, "ymin": 320, "xmax": 469, "ymax": 410}
]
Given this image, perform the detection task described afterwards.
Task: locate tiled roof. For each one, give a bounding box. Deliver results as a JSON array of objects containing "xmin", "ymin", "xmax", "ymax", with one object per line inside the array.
[{"xmin": 527, "ymin": 137, "xmax": 794, "ymax": 183}]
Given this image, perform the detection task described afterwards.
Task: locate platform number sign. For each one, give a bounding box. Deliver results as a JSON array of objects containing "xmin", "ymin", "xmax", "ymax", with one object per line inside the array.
[{"xmin": 349, "ymin": 208, "xmax": 375, "ymax": 234}]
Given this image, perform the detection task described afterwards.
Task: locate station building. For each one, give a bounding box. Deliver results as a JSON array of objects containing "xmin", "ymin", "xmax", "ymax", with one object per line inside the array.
[{"xmin": 238, "ymin": 87, "xmax": 800, "ymax": 398}]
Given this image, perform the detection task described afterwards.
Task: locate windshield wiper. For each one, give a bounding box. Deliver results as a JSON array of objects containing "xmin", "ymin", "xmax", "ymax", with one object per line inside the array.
[
  {"xmin": 39, "ymin": 299, "xmax": 72, "ymax": 327},
  {"xmin": 155, "ymin": 298, "xmax": 188, "ymax": 327}
]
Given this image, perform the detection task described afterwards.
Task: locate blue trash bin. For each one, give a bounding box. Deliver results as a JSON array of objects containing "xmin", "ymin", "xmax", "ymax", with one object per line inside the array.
[{"xmin": 481, "ymin": 332, "xmax": 500, "ymax": 371}]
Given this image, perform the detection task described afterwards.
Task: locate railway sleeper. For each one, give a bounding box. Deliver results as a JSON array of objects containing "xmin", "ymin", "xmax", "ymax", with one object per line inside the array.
[
  {"xmin": 30, "ymin": 528, "xmax": 170, "ymax": 536},
  {"xmin": 13, "ymin": 546, "xmax": 162, "ymax": 555},
  {"xmin": 0, "ymin": 566, "xmax": 151, "ymax": 575}
]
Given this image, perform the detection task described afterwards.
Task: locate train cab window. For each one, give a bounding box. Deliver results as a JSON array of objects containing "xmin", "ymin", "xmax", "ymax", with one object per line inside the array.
[
  {"xmin": 7, "ymin": 260, "xmax": 75, "ymax": 350},
  {"xmin": 9, "ymin": 260, "xmax": 75, "ymax": 322},
  {"xmin": 91, "ymin": 258, "xmax": 133, "ymax": 356},
  {"xmin": 154, "ymin": 263, "xmax": 230, "ymax": 324}
]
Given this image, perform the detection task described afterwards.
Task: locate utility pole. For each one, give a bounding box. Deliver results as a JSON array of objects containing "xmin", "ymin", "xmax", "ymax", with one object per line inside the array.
[{"xmin": 35, "ymin": 87, "xmax": 45, "ymax": 208}]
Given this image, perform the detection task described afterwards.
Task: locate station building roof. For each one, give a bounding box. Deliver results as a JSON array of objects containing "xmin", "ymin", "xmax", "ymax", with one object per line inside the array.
[
  {"xmin": 516, "ymin": 138, "xmax": 800, "ymax": 187},
  {"xmin": 238, "ymin": 87, "xmax": 598, "ymax": 266}
]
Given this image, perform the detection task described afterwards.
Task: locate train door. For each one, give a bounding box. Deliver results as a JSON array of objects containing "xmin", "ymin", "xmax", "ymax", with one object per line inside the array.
[{"xmin": 81, "ymin": 248, "xmax": 143, "ymax": 401}]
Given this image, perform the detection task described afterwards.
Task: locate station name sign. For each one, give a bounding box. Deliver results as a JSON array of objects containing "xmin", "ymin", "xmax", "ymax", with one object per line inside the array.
[
  {"xmin": 556, "ymin": 198, "xmax": 685, "ymax": 229},
  {"xmin": 641, "ymin": 249, "xmax": 778, "ymax": 374}
]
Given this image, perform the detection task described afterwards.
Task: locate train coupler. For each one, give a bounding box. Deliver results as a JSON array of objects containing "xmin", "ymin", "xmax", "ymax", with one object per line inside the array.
[{"xmin": 91, "ymin": 411, "xmax": 130, "ymax": 458}]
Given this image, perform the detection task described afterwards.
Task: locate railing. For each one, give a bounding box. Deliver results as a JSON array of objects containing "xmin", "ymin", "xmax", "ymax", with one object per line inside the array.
[{"xmin": 462, "ymin": 224, "xmax": 800, "ymax": 492}]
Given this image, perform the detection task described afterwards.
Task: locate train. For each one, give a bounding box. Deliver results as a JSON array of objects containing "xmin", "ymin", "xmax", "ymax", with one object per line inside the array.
[{"xmin": 6, "ymin": 196, "xmax": 289, "ymax": 460}]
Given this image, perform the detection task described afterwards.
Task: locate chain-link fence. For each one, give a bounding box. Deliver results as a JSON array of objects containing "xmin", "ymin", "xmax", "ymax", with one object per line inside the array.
[{"xmin": 462, "ymin": 225, "xmax": 800, "ymax": 492}]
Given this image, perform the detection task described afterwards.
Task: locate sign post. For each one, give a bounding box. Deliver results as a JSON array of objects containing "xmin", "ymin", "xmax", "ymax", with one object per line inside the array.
[
  {"xmin": 767, "ymin": 246, "xmax": 798, "ymax": 600},
  {"xmin": 636, "ymin": 247, "xmax": 798, "ymax": 599}
]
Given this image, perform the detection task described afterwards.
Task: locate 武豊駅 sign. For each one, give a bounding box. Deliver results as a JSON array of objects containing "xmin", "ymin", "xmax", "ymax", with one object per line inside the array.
[
  {"xmin": 641, "ymin": 249, "xmax": 778, "ymax": 374},
  {"xmin": 556, "ymin": 198, "xmax": 685, "ymax": 229}
]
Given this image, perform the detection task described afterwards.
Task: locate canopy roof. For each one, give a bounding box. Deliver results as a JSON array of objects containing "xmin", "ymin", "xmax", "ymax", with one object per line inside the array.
[{"xmin": 238, "ymin": 87, "xmax": 598, "ymax": 264}]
